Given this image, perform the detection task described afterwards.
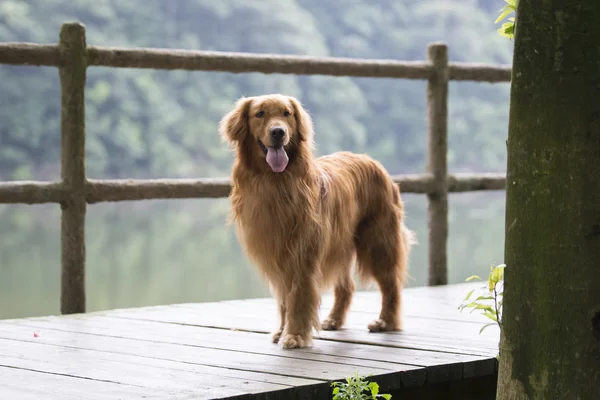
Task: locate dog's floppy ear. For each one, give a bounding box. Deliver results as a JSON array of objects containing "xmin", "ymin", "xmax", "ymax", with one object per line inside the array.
[
  {"xmin": 289, "ymin": 96, "xmax": 314, "ymax": 144},
  {"xmin": 219, "ymin": 97, "xmax": 253, "ymax": 144}
]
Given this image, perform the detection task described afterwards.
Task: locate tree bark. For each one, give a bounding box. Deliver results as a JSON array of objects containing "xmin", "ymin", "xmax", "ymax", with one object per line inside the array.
[{"xmin": 497, "ymin": 1, "xmax": 600, "ymax": 399}]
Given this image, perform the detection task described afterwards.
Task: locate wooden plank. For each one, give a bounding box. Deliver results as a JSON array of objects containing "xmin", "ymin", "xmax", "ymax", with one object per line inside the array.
[
  {"xmin": 170, "ymin": 301, "xmax": 499, "ymax": 341},
  {"xmin": 203, "ymin": 284, "xmax": 499, "ymax": 335},
  {"xmin": 7, "ymin": 314, "xmax": 491, "ymax": 364},
  {"xmin": 171, "ymin": 297, "xmax": 495, "ymax": 326},
  {"xmin": 0, "ymin": 332, "xmax": 418, "ymax": 398},
  {"xmin": 0, "ymin": 321, "xmax": 398, "ymax": 374},
  {"xmin": 0, "ymin": 379, "xmax": 63, "ymax": 400},
  {"xmin": 105, "ymin": 282, "xmax": 496, "ymax": 327},
  {"xmin": 209, "ymin": 282, "xmax": 495, "ymax": 324},
  {"xmin": 107, "ymin": 299, "xmax": 498, "ymax": 339},
  {"xmin": 0, "ymin": 338, "xmax": 302, "ymax": 399},
  {"xmin": 1, "ymin": 317, "xmax": 411, "ymax": 370},
  {"xmin": 2, "ymin": 314, "xmax": 494, "ymax": 382},
  {"xmin": 0, "ymin": 365, "xmax": 175, "ymax": 399},
  {"xmin": 0, "ymin": 324, "xmax": 409, "ymax": 386},
  {"xmin": 99, "ymin": 300, "xmax": 499, "ymax": 356}
]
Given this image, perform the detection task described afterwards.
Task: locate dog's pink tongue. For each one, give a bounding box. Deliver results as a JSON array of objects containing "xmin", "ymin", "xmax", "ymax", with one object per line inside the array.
[{"xmin": 266, "ymin": 147, "xmax": 289, "ymax": 173}]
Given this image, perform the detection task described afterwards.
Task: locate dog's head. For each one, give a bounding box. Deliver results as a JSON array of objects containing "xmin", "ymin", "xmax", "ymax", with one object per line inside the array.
[{"xmin": 219, "ymin": 94, "xmax": 314, "ymax": 173}]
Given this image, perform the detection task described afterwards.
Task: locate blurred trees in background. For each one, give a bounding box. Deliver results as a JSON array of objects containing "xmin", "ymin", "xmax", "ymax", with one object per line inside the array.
[
  {"xmin": 0, "ymin": 0, "xmax": 512, "ymax": 181},
  {"xmin": 0, "ymin": 0, "xmax": 513, "ymax": 317}
]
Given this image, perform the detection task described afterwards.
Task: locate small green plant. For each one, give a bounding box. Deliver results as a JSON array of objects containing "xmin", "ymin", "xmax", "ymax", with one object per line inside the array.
[
  {"xmin": 495, "ymin": 0, "xmax": 517, "ymax": 39},
  {"xmin": 459, "ymin": 264, "xmax": 505, "ymax": 335},
  {"xmin": 331, "ymin": 373, "xmax": 392, "ymax": 400}
]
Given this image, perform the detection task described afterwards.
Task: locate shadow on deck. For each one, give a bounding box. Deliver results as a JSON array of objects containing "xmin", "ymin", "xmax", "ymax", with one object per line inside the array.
[{"xmin": 0, "ymin": 282, "xmax": 499, "ymax": 400}]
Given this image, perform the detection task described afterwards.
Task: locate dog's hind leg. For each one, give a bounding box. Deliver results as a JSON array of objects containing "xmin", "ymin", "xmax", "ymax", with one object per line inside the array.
[
  {"xmin": 366, "ymin": 268, "xmax": 402, "ymax": 332},
  {"xmin": 355, "ymin": 213, "xmax": 409, "ymax": 332},
  {"xmin": 321, "ymin": 266, "xmax": 355, "ymax": 331}
]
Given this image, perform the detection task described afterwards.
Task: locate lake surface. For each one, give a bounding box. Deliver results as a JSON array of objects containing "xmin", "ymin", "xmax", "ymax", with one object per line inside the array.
[{"xmin": 0, "ymin": 192, "xmax": 505, "ymax": 319}]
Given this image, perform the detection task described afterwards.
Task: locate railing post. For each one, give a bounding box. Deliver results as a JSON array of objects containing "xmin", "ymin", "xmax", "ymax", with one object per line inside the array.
[
  {"xmin": 59, "ymin": 23, "xmax": 87, "ymax": 314},
  {"xmin": 426, "ymin": 43, "xmax": 449, "ymax": 286}
]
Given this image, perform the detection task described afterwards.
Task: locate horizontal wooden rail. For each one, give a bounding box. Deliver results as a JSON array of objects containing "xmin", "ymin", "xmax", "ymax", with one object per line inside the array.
[
  {"xmin": 448, "ymin": 63, "xmax": 511, "ymax": 82},
  {"xmin": 0, "ymin": 42, "xmax": 511, "ymax": 82},
  {"xmin": 0, "ymin": 43, "xmax": 61, "ymax": 66},
  {"xmin": 85, "ymin": 178, "xmax": 232, "ymax": 203},
  {"xmin": 447, "ymin": 173, "xmax": 507, "ymax": 192},
  {"xmin": 0, "ymin": 173, "xmax": 506, "ymax": 205},
  {"xmin": 86, "ymin": 47, "xmax": 433, "ymax": 79},
  {"xmin": 0, "ymin": 181, "xmax": 66, "ymax": 204}
]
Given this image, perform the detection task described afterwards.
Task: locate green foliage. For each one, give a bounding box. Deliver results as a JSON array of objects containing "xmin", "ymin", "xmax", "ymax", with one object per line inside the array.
[
  {"xmin": 331, "ymin": 374, "xmax": 391, "ymax": 400},
  {"xmin": 459, "ymin": 264, "xmax": 505, "ymax": 359},
  {"xmin": 495, "ymin": 0, "xmax": 517, "ymax": 39},
  {"xmin": 459, "ymin": 264, "xmax": 505, "ymax": 334}
]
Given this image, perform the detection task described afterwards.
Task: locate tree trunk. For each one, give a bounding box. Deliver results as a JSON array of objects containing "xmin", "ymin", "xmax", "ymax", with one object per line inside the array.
[{"xmin": 497, "ymin": 1, "xmax": 600, "ymax": 399}]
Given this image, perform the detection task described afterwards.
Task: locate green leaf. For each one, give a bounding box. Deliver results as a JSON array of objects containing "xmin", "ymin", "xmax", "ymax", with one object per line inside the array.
[
  {"xmin": 464, "ymin": 289, "xmax": 475, "ymax": 301},
  {"xmin": 382, "ymin": 395, "xmax": 392, "ymax": 400},
  {"xmin": 470, "ymin": 304, "xmax": 494, "ymax": 314},
  {"xmin": 483, "ymin": 311, "xmax": 498, "ymax": 322},
  {"xmin": 369, "ymin": 381, "xmax": 379, "ymax": 395},
  {"xmin": 498, "ymin": 22, "xmax": 515, "ymax": 38},
  {"xmin": 332, "ymin": 387, "xmax": 340, "ymax": 394},
  {"xmin": 490, "ymin": 265, "xmax": 505, "ymax": 284},
  {"xmin": 459, "ymin": 301, "xmax": 479, "ymax": 311},
  {"xmin": 479, "ymin": 323, "xmax": 497, "ymax": 334},
  {"xmin": 465, "ymin": 275, "xmax": 481, "ymax": 282},
  {"xmin": 494, "ymin": 8, "xmax": 513, "ymax": 24}
]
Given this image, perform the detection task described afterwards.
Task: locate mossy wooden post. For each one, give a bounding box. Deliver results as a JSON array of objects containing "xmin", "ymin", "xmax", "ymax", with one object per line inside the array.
[
  {"xmin": 497, "ymin": 0, "xmax": 600, "ymax": 398},
  {"xmin": 426, "ymin": 43, "xmax": 449, "ymax": 286},
  {"xmin": 59, "ymin": 23, "xmax": 87, "ymax": 314}
]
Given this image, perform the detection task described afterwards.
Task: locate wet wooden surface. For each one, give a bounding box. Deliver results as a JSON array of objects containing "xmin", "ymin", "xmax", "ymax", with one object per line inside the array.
[{"xmin": 0, "ymin": 282, "xmax": 499, "ymax": 399}]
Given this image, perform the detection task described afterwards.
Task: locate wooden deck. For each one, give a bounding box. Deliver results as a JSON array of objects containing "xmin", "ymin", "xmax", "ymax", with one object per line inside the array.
[{"xmin": 0, "ymin": 282, "xmax": 499, "ymax": 400}]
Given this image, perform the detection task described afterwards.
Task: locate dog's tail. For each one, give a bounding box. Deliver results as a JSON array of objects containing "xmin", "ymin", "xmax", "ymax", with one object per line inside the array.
[
  {"xmin": 401, "ymin": 221, "xmax": 417, "ymax": 253},
  {"xmin": 399, "ymin": 221, "xmax": 417, "ymax": 280},
  {"xmin": 396, "ymin": 180, "xmax": 417, "ymax": 281}
]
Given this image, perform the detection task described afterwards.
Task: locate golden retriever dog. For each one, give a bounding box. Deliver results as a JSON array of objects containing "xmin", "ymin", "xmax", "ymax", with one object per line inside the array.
[{"xmin": 219, "ymin": 94, "xmax": 415, "ymax": 349}]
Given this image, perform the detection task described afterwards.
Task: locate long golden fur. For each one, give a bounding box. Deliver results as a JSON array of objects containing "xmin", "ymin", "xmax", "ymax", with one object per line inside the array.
[{"xmin": 219, "ymin": 94, "xmax": 415, "ymax": 349}]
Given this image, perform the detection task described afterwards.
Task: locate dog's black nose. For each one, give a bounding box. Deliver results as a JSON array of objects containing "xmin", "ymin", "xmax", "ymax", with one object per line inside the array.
[{"xmin": 270, "ymin": 127, "xmax": 286, "ymax": 141}]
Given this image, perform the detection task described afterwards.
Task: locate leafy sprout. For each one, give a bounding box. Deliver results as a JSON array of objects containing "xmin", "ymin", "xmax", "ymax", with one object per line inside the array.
[
  {"xmin": 495, "ymin": 0, "xmax": 517, "ymax": 39},
  {"xmin": 459, "ymin": 264, "xmax": 505, "ymax": 359},
  {"xmin": 331, "ymin": 373, "xmax": 392, "ymax": 400},
  {"xmin": 459, "ymin": 264, "xmax": 505, "ymax": 335}
]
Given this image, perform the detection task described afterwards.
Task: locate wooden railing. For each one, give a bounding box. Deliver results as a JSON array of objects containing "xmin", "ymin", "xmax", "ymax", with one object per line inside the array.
[{"xmin": 0, "ymin": 23, "xmax": 511, "ymax": 314}]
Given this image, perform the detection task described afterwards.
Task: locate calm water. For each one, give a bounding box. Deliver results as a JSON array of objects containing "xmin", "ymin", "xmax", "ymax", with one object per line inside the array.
[{"xmin": 0, "ymin": 192, "xmax": 505, "ymax": 319}]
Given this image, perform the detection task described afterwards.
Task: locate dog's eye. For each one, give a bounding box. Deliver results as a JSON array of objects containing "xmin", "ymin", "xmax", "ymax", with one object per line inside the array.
[
  {"xmin": 255, "ymin": 111, "xmax": 265, "ymax": 118},
  {"xmin": 283, "ymin": 110, "xmax": 291, "ymax": 117}
]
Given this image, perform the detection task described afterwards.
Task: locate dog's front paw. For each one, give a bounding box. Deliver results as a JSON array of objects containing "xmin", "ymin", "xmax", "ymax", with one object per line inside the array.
[
  {"xmin": 321, "ymin": 318, "xmax": 342, "ymax": 331},
  {"xmin": 367, "ymin": 318, "xmax": 398, "ymax": 332},
  {"xmin": 281, "ymin": 333, "xmax": 310, "ymax": 349},
  {"xmin": 272, "ymin": 329, "xmax": 283, "ymax": 344}
]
